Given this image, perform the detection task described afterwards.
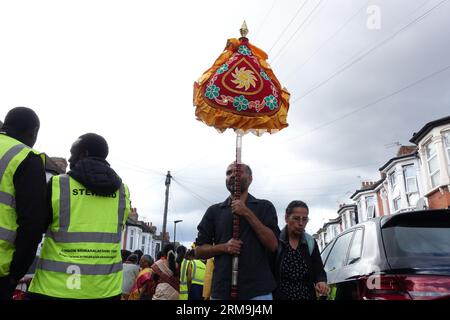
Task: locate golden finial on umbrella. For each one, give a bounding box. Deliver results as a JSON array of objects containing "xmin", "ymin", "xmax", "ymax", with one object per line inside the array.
[{"xmin": 240, "ymin": 21, "xmax": 248, "ymax": 38}]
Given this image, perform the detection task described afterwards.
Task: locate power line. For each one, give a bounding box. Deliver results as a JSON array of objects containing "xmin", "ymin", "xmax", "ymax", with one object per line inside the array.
[
  {"xmin": 252, "ymin": 181, "xmax": 358, "ymax": 193},
  {"xmin": 115, "ymin": 158, "xmax": 165, "ymax": 177},
  {"xmin": 271, "ymin": 0, "xmax": 324, "ymax": 64},
  {"xmin": 257, "ymin": 189, "xmax": 357, "ymax": 198},
  {"xmin": 285, "ymin": 0, "xmax": 370, "ymax": 81},
  {"xmin": 136, "ymin": 177, "xmax": 166, "ymax": 191},
  {"xmin": 175, "ymin": 174, "xmax": 223, "ymax": 186},
  {"xmin": 267, "ymin": 0, "xmax": 309, "ymax": 55},
  {"xmin": 254, "ymin": 0, "xmax": 278, "ymax": 41},
  {"xmin": 275, "ymin": 162, "xmax": 381, "ymax": 177},
  {"xmin": 292, "ymin": 0, "xmax": 448, "ymax": 103},
  {"xmin": 172, "ymin": 178, "xmax": 212, "ymax": 207},
  {"xmin": 286, "ymin": 0, "xmax": 431, "ymax": 80},
  {"xmin": 172, "ymin": 151, "xmax": 211, "ymax": 176},
  {"xmin": 174, "ymin": 176, "xmax": 224, "ymax": 199},
  {"xmin": 283, "ymin": 62, "xmax": 450, "ymax": 145}
]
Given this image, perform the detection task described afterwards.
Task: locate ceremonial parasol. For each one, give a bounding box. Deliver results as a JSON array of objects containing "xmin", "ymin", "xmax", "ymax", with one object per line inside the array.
[{"xmin": 193, "ymin": 22, "xmax": 291, "ymax": 299}]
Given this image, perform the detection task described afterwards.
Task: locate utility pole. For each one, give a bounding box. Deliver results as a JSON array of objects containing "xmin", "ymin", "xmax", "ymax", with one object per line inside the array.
[
  {"xmin": 161, "ymin": 171, "xmax": 172, "ymax": 250},
  {"xmin": 173, "ymin": 220, "xmax": 183, "ymax": 248}
]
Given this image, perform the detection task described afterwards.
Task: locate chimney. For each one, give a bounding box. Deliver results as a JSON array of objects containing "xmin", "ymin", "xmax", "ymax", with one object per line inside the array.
[{"xmin": 396, "ymin": 145, "xmax": 417, "ymax": 157}]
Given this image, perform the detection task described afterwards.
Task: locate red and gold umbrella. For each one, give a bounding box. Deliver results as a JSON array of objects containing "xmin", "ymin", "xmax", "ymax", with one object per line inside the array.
[
  {"xmin": 193, "ymin": 22, "xmax": 291, "ymax": 299},
  {"xmin": 194, "ymin": 22, "xmax": 290, "ymax": 136}
]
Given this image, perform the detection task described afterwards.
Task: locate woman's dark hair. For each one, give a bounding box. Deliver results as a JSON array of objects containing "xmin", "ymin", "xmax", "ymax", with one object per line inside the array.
[
  {"xmin": 176, "ymin": 245, "xmax": 187, "ymax": 266},
  {"xmin": 162, "ymin": 243, "xmax": 174, "ymax": 256},
  {"xmin": 162, "ymin": 243, "xmax": 177, "ymax": 275},
  {"xmin": 133, "ymin": 250, "xmax": 143, "ymax": 263},
  {"xmin": 121, "ymin": 250, "xmax": 131, "ymax": 263},
  {"xmin": 126, "ymin": 253, "xmax": 139, "ymax": 264},
  {"xmin": 141, "ymin": 255, "xmax": 154, "ymax": 267},
  {"xmin": 156, "ymin": 251, "xmax": 163, "ymax": 260},
  {"xmin": 286, "ymin": 200, "xmax": 309, "ymax": 216}
]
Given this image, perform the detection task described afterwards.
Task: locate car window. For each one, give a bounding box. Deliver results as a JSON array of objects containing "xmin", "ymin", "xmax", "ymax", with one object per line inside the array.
[
  {"xmin": 321, "ymin": 241, "xmax": 334, "ymax": 263},
  {"xmin": 383, "ymin": 226, "xmax": 450, "ymax": 257},
  {"xmin": 324, "ymin": 231, "xmax": 354, "ymax": 273},
  {"xmin": 347, "ymin": 228, "xmax": 364, "ymax": 265}
]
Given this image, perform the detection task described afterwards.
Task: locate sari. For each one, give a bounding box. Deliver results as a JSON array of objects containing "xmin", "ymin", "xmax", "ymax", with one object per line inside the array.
[
  {"xmin": 127, "ymin": 267, "xmax": 153, "ymax": 300},
  {"xmin": 151, "ymin": 259, "xmax": 180, "ymax": 300}
]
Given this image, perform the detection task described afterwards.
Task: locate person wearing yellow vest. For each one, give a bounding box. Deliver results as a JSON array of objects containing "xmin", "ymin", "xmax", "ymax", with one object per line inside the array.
[
  {"xmin": 186, "ymin": 249, "xmax": 206, "ymax": 300},
  {"xmin": 0, "ymin": 107, "xmax": 47, "ymax": 300},
  {"xmin": 28, "ymin": 133, "xmax": 131, "ymax": 299},
  {"xmin": 202, "ymin": 257, "xmax": 214, "ymax": 300},
  {"xmin": 179, "ymin": 248, "xmax": 194, "ymax": 300}
]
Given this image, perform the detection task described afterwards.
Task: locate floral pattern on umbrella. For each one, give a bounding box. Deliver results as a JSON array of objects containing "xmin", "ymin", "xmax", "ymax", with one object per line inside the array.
[{"xmin": 193, "ymin": 35, "xmax": 290, "ymax": 135}]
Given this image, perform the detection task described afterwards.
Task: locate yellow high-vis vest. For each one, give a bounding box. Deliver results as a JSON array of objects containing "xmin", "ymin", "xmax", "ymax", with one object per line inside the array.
[
  {"xmin": 202, "ymin": 258, "xmax": 214, "ymax": 300},
  {"xmin": 28, "ymin": 174, "xmax": 130, "ymax": 299},
  {"xmin": 191, "ymin": 259, "xmax": 206, "ymax": 286},
  {"xmin": 0, "ymin": 134, "xmax": 45, "ymax": 277},
  {"xmin": 179, "ymin": 258, "xmax": 191, "ymax": 300}
]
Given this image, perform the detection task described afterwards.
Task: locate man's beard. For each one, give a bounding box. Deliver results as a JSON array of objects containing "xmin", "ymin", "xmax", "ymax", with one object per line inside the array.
[{"xmin": 226, "ymin": 179, "xmax": 249, "ymax": 194}]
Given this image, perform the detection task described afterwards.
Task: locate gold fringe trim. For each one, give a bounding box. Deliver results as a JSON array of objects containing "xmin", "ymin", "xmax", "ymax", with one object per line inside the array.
[{"xmin": 193, "ymin": 38, "xmax": 291, "ymax": 136}]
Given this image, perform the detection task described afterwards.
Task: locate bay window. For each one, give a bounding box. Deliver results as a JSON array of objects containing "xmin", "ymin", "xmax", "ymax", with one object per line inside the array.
[
  {"xmin": 425, "ymin": 141, "xmax": 440, "ymax": 188},
  {"xmin": 403, "ymin": 165, "xmax": 419, "ymax": 207}
]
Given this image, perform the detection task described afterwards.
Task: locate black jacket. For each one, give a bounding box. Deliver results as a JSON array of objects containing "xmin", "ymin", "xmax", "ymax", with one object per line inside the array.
[
  {"xmin": 272, "ymin": 226, "xmax": 327, "ymax": 300},
  {"xmin": 46, "ymin": 157, "xmax": 122, "ymax": 227},
  {"xmin": 68, "ymin": 157, "xmax": 122, "ymax": 195}
]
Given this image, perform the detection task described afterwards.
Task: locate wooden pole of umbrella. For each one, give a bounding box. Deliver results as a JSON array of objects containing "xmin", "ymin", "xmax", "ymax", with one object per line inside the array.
[
  {"xmin": 230, "ymin": 21, "xmax": 249, "ymax": 301},
  {"xmin": 231, "ymin": 130, "xmax": 243, "ymax": 300}
]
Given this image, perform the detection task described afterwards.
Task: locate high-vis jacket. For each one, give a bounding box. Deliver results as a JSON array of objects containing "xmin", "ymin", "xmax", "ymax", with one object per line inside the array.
[
  {"xmin": 191, "ymin": 259, "xmax": 206, "ymax": 286},
  {"xmin": 29, "ymin": 174, "xmax": 130, "ymax": 299},
  {"xmin": 202, "ymin": 258, "xmax": 214, "ymax": 299},
  {"xmin": 179, "ymin": 258, "xmax": 192, "ymax": 300},
  {"xmin": 0, "ymin": 134, "xmax": 44, "ymax": 277}
]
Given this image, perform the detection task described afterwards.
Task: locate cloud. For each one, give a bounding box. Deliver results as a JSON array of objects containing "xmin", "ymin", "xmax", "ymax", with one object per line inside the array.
[{"xmin": 1, "ymin": 0, "xmax": 449, "ymax": 242}]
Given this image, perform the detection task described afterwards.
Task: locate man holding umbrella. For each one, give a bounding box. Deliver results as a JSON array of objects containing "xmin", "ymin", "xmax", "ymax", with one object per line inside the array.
[{"xmin": 195, "ymin": 162, "xmax": 279, "ymax": 300}]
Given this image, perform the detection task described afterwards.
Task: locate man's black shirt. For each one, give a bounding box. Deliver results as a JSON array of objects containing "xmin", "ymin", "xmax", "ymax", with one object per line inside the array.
[
  {"xmin": 196, "ymin": 194, "xmax": 280, "ymax": 300},
  {"xmin": 9, "ymin": 152, "xmax": 47, "ymax": 281}
]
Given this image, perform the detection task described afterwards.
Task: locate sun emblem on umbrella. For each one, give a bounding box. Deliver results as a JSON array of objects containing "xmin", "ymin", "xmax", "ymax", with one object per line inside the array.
[{"xmin": 231, "ymin": 67, "xmax": 257, "ymax": 91}]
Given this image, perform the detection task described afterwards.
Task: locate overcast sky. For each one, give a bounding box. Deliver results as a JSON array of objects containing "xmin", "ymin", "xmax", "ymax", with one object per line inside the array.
[{"xmin": 1, "ymin": 0, "xmax": 449, "ymax": 246}]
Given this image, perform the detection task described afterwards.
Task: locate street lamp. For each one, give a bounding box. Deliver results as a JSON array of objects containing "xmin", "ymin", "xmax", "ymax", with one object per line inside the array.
[{"xmin": 173, "ymin": 220, "xmax": 183, "ymax": 247}]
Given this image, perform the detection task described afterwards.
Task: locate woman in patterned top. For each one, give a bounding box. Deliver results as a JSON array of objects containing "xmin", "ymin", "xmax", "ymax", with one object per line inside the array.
[{"xmin": 273, "ymin": 200, "xmax": 329, "ymax": 300}]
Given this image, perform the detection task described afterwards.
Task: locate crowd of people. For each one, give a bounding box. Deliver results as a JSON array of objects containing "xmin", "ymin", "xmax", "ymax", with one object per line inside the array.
[
  {"xmin": 119, "ymin": 245, "xmax": 208, "ymax": 300},
  {"xmin": 0, "ymin": 106, "xmax": 329, "ymax": 300}
]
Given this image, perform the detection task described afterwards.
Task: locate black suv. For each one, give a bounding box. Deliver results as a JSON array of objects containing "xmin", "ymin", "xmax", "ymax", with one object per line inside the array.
[{"xmin": 320, "ymin": 209, "xmax": 450, "ymax": 300}]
